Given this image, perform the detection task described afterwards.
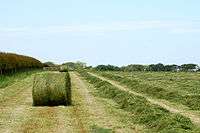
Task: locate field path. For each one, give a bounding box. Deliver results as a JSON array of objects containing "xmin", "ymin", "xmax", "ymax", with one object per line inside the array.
[
  {"xmin": 70, "ymin": 72, "xmax": 140, "ymax": 132},
  {"xmin": 0, "ymin": 76, "xmax": 34, "ymax": 133},
  {"xmin": 0, "ymin": 71, "xmax": 142, "ymax": 133},
  {"xmin": 0, "ymin": 74, "xmax": 77, "ymax": 133},
  {"xmin": 88, "ymin": 72, "xmax": 200, "ymax": 126}
]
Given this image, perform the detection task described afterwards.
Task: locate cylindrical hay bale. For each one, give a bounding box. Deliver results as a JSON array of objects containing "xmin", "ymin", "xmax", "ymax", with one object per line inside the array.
[{"xmin": 32, "ymin": 72, "xmax": 71, "ymax": 106}]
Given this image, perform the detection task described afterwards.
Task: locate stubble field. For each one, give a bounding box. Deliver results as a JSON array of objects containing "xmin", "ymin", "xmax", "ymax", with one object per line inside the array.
[{"xmin": 1, "ymin": 70, "xmax": 200, "ymax": 133}]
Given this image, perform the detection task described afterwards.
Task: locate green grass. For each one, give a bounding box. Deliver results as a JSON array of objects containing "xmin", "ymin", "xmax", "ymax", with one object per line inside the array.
[
  {"xmin": 32, "ymin": 72, "xmax": 71, "ymax": 106},
  {"xmin": 78, "ymin": 70, "xmax": 200, "ymax": 133},
  {"xmin": 95, "ymin": 71, "xmax": 200, "ymax": 111},
  {"xmin": 0, "ymin": 70, "xmax": 41, "ymax": 89},
  {"xmin": 90, "ymin": 125, "xmax": 113, "ymax": 133},
  {"xmin": 112, "ymin": 71, "xmax": 200, "ymax": 95}
]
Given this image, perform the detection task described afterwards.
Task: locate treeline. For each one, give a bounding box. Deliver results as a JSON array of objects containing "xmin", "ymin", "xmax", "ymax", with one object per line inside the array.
[
  {"xmin": 0, "ymin": 52, "xmax": 43, "ymax": 75},
  {"xmin": 94, "ymin": 63, "xmax": 200, "ymax": 72},
  {"xmin": 62, "ymin": 61, "xmax": 87, "ymax": 70}
]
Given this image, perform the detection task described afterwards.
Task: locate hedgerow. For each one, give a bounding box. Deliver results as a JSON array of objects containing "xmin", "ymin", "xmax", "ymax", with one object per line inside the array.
[{"xmin": 0, "ymin": 52, "xmax": 43, "ymax": 75}]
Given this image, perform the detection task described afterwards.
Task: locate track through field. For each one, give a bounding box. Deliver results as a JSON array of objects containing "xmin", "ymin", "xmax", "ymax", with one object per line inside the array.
[
  {"xmin": 88, "ymin": 72, "xmax": 200, "ymax": 126},
  {"xmin": 0, "ymin": 72, "xmax": 141, "ymax": 133}
]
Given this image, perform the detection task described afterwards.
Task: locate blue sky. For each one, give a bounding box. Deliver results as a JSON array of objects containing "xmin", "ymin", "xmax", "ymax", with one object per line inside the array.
[{"xmin": 0, "ymin": 0, "xmax": 200, "ymax": 66}]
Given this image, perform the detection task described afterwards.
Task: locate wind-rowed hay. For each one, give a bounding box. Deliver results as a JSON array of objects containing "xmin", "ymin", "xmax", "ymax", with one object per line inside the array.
[
  {"xmin": 78, "ymin": 70, "xmax": 200, "ymax": 132},
  {"xmin": 32, "ymin": 72, "xmax": 71, "ymax": 106}
]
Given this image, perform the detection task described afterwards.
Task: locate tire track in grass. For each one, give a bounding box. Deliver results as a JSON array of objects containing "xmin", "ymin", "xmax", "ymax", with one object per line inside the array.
[
  {"xmin": 18, "ymin": 72, "xmax": 75, "ymax": 133},
  {"xmin": 71, "ymin": 72, "xmax": 142, "ymax": 132},
  {"xmin": 19, "ymin": 107, "xmax": 59, "ymax": 133},
  {"xmin": 0, "ymin": 76, "xmax": 61, "ymax": 133},
  {"xmin": 71, "ymin": 101, "xmax": 87, "ymax": 133},
  {"xmin": 16, "ymin": 71, "xmax": 92, "ymax": 133},
  {"xmin": 89, "ymin": 72, "xmax": 200, "ymax": 126},
  {"xmin": 19, "ymin": 102, "xmax": 76, "ymax": 133},
  {"xmin": 0, "ymin": 72, "xmax": 75, "ymax": 133},
  {"xmin": 70, "ymin": 72, "xmax": 96, "ymax": 133},
  {"xmin": 0, "ymin": 76, "xmax": 34, "ymax": 133},
  {"xmin": 0, "ymin": 77, "xmax": 32, "ymax": 103},
  {"xmin": 0, "ymin": 71, "xmax": 144, "ymax": 132}
]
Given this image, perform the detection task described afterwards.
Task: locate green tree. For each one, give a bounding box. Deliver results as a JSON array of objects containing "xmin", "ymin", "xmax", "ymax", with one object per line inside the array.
[
  {"xmin": 181, "ymin": 64, "xmax": 198, "ymax": 71},
  {"xmin": 122, "ymin": 64, "xmax": 145, "ymax": 71}
]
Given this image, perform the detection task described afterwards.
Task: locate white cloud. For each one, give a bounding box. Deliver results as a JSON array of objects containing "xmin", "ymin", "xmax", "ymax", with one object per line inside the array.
[
  {"xmin": 0, "ymin": 27, "xmax": 29, "ymax": 32},
  {"xmin": 171, "ymin": 28, "xmax": 200, "ymax": 34},
  {"xmin": 38, "ymin": 20, "xmax": 176, "ymax": 33},
  {"xmin": 0, "ymin": 20, "xmax": 200, "ymax": 35}
]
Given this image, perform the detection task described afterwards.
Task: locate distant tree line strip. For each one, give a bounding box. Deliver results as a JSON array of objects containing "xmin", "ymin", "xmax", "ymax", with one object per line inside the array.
[
  {"xmin": 94, "ymin": 63, "xmax": 199, "ymax": 72},
  {"xmin": 0, "ymin": 52, "xmax": 43, "ymax": 75}
]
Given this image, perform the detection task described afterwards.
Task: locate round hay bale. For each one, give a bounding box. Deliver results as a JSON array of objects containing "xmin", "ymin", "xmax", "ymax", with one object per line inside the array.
[{"xmin": 32, "ymin": 72, "xmax": 71, "ymax": 106}]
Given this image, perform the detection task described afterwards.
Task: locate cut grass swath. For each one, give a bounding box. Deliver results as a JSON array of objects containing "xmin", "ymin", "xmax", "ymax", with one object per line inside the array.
[
  {"xmin": 97, "ymin": 72, "xmax": 200, "ymax": 111},
  {"xmin": 78, "ymin": 70, "xmax": 200, "ymax": 133},
  {"xmin": 32, "ymin": 72, "xmax": 71, "ymax": 106}
]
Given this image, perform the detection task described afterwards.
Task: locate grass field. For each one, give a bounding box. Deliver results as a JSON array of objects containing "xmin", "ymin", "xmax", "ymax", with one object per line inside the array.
[
  {"xmin": 1, "ymin": 70, "xmax": 200, "ymax": 133},
  {"xmin": 94, "ymin": 71, "xmax": 200, "ymax": 111},
  {"xmin": 0, "ymin": 70, "xmax": 40, "ymax": 89}
]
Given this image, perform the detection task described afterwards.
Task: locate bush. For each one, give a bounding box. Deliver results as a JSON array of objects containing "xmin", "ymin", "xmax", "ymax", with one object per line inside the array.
[
  {"xmin": 95, "ymin": 65, "xmax": 121, "ymax": 71},
  {"xmin": 0, "ymin": 52, "xmax": 43, "ymax": 75}
]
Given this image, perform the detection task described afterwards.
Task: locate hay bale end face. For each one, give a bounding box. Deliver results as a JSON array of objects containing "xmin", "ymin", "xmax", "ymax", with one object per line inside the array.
[{"xmin": 32, "ymin": 72, "xmax": 71, "ymax": 106}]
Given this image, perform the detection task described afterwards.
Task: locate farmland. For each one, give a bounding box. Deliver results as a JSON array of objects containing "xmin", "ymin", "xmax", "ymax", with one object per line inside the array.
[
  {"xmin": 0, "ymin": 52, "xmax": 200, "ymax": 133},
  {"xmin": 94, "ymin": 71, "xmax": 200, "ymax": 111},
  {"xmin": 0, "ymin": 68, "xmax": 200, "ymax": 133},
  {"xmin": 1, "ymin": 0, "xmax": 200, "ymax": 132},
  {"xmin": 0, "ymin": 70, "xmax": 143, "ymax": 132}
]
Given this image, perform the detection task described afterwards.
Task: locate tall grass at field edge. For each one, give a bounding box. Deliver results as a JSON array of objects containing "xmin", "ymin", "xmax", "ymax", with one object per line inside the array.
[{"xmin": 0, "ymin": 70, "xmax": 41, "ymax": 89}]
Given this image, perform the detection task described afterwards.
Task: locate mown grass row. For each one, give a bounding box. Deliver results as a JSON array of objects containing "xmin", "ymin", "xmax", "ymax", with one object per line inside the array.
[
  {"xmin": 78, "ymin": 70, "xmax": 200, "ymax": 133},
  {"xmin": 112, "ymin": 71, "xmax": 200, "ymax": 95},
  {"xmin": 0, "ymin": 70, "xmax": 41, "ymax": 89},
  {"xmin": 96, "ymin": 71, "xmax": 200, "ymax": 111}
]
